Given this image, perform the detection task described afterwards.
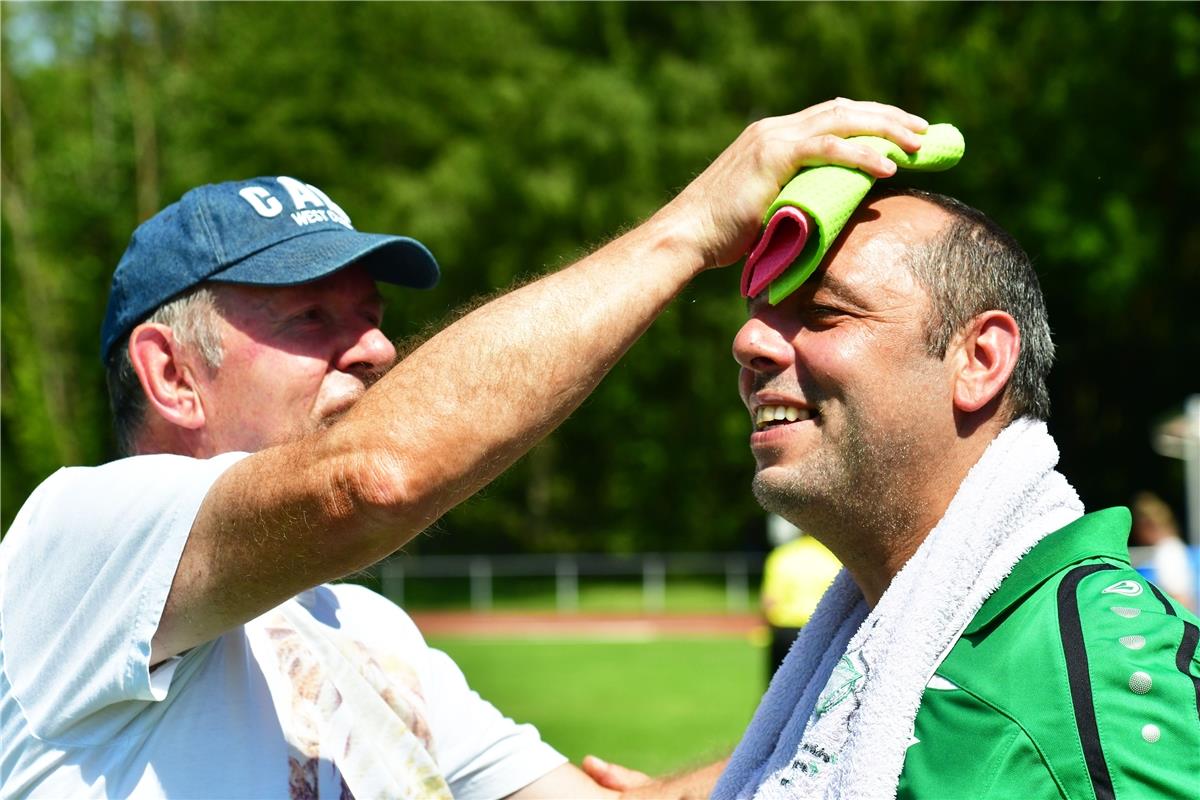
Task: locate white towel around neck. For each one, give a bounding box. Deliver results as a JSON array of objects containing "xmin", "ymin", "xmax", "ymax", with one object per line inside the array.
[{"xmin": 714, "ymin": 418, "xmax": 1084, "ymax": 800}]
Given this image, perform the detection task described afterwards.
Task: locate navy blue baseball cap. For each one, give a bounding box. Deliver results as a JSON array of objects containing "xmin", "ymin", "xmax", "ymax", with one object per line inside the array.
[{"xmin": 100, "ymin": 175, "xmax": 439, "ymax": 361}]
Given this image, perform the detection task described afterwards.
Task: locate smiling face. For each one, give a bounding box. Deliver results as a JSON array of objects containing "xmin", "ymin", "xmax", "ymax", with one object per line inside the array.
[
  {"xmin": 193, "ymin": 264, "xmax": 397, "ymax": 454},
  {"xmin": 733, "ymin": 196, "xmax": 961, "ymax": 548}
]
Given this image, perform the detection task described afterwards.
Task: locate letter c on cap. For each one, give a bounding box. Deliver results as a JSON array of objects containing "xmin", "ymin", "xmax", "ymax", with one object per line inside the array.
[{"xmin": 238, "ymin": 186, "xmax": 283, "ymax": 218}]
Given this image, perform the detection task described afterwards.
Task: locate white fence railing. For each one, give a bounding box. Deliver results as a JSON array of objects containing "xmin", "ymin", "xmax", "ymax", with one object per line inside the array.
[
  {"xmin": 376, "ymin": 546, "xmax": 1199, "ymax": 613},
  {"xmin": 378, "ymin": 551, "xmax": 765, "ymax": 613}
]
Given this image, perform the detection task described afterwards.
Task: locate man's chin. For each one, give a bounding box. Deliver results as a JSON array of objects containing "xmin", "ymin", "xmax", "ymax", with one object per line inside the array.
[{"xmin": 752, "ymin": 470, "xmax": 810, "ymax": 520}]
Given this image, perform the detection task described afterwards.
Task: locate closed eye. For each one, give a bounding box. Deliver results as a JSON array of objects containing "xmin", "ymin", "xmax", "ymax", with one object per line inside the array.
[
  {"xmin": 802, "ymin": 305, "xmax": 848, "ymax": 326},
  {"xmin": 283, "ymin": 307, "xmax": 327, "ymax": 329}
]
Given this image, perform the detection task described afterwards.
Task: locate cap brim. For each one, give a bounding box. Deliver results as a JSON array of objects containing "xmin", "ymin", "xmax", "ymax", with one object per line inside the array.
[{"xmin": 210, "ymin": 228, "xmax": 439, "ymax": 290}]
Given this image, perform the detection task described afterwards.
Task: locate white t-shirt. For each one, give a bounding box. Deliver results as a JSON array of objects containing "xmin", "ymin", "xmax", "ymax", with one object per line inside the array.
[{"xmin": 0, "ymin": 454, "xmax": 564, "ymax": 799}]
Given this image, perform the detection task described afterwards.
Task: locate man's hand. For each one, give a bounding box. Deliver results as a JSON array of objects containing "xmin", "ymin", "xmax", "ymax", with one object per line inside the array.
[
  {"xmin": 581, "ymin": 755, "xmax": 653, "ymax": 792},
  {"xmin": 505, "ymin": 756, "xmax": 725, "ymax": 799},
  {"xmin": 657, "ymin": 98, "xmax": 928, "ymax": 270},
  {"xmin": 584, "ymin": 755, "xmax": 729, "ymax": 800}
]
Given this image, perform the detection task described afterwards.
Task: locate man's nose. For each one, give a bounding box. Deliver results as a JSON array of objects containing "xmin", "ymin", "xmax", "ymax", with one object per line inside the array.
[
  {"xmin": 732, "ymin": 316, "xmax": 793, "ymax": 374},
  {"xmin": 338, "ymin": 325, "xmax": 397, "ymax": 376}
]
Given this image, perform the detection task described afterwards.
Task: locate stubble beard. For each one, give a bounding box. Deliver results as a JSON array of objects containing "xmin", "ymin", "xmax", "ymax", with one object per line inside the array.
[{"xmin": 751, "ymin": 404, "xmax": 920, "ymax": 553}]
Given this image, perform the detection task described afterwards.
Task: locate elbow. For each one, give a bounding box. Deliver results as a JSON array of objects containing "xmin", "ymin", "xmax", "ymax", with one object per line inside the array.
[
  {"xmin": 324, "ymin": 445, "xmax": 461, "ymax": 561},
  {"xmin": 323, "ymin": 449, "xmax": 424, "ymax": 557}
]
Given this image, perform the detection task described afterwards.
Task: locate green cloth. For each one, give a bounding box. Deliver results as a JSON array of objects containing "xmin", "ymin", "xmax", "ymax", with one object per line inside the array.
[
  {"xmin": 897, "ymin": 508, "xmax": 1200, "ymax": 799},
  {"xmin": 764, "ymin": 123, "xmax": 965, "ymax": 304}
]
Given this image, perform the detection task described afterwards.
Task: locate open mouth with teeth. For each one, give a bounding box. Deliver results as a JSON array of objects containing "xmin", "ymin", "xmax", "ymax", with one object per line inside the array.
[{"xmin": 754, "ymin": 404, "xmax": 815, "ymax": 431}]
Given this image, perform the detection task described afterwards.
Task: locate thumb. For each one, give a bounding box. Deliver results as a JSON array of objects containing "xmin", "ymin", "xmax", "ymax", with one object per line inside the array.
[{"xmin": 582, "ymin": 755, "xmax": 652, "ymax": 791}]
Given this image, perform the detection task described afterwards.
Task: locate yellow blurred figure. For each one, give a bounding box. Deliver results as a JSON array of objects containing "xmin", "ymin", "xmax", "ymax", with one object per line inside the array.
[{"xmin": 762, "ymin": 516, "xmax": 842, "ymax": 676}]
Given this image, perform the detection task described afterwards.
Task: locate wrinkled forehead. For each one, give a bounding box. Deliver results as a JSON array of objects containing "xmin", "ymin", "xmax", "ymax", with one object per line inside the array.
[
  {"xmin": 848, "ymin": 194, "xmax": 951, "ymax": 250},
  {"xmin": 816, "ymin": 197, "xmax": 948, "ymax": 287}
]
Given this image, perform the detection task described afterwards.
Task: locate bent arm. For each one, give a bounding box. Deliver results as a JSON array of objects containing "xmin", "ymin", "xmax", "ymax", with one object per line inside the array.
[{"xmin": 153, "ymin": 100, "xmax": 928, "ymax": 663}]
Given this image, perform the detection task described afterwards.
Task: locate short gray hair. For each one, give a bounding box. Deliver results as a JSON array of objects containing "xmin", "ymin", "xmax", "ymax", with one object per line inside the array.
[
  {"xmin": 874, "ymin": 187, "xmax": 1054, "ymax": 421},
  {"xmin": 105, "ymin": 285, "xmax": 225, "ymax": 456}
]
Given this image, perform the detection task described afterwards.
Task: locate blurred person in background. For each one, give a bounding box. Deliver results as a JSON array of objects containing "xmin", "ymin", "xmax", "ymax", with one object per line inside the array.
[
  {"xmin": 1131, "ymin": 491, "xmax": 1197, "ymax": 612},
  {"xmin": 760, "ymin": 514, "xmax": 841, "ymax": 677},
  {"xmin": 0, "ymin": 100, "xmax": 927, "ymax": 799}
]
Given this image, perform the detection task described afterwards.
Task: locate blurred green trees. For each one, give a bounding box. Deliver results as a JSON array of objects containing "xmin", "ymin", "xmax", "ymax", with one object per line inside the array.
[{"xmin": 3, "ymin": 3, "xmax": 1197, "ymax": 551}]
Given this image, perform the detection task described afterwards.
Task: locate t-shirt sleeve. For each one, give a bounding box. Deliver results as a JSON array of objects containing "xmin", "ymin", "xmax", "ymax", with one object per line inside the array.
[
  {"xmin": 0, "ymin": 452, "xmax": 248, "ymax": 740},
  {"xmin": 424, "ymin": 646, "xmax": 567, "ymax": 800}
]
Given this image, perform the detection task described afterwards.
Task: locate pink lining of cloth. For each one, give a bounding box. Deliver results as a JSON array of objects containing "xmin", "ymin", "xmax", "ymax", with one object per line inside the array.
[{"xmin": 740, "ymin": 206, "xmax": 813, "ymax": 298}]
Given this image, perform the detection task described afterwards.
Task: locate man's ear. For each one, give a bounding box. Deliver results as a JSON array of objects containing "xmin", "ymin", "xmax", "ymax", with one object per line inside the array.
[
  {"xmin": 128, "ymin": 323, "xmax": 207, "ymax": 431},
  {"xmin": 950, "ymin": 311, "xmax": 1020, "ymax": 414}
]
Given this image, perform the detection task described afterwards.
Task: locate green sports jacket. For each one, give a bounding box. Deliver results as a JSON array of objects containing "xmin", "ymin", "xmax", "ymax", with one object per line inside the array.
[{"xmin": 897, "ymin": 508, "xmax": 1200, "ymax": 799}]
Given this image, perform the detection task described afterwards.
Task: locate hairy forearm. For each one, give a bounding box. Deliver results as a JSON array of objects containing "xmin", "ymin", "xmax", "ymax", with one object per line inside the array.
[
  {"xmin": 334, "ymin": 211, "xmax": 706, "ymax": 538},
  {"xmin": 321, "ymin": 100, "xmax": 928, "ymax": 549}
]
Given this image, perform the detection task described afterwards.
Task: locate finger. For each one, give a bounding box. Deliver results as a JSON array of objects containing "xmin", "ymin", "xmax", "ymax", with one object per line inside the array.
[
  {"xmin": 803, "ymin": 106, "xmax": 926, "ymax": 153},
  {"xmin": 817, "ymin": 97, "xmax": 928, "ymax": 132},
  {"xmin": 778, "ymin": 98, "xmax": 928, "ymax": 139},
  {"xmin": 581, "ymin": 755, "xmax": 652, "ymax": 791},
  {"xmin": 793, "ymin": 135, "xmax": 899, "ymax": 178},
  {"xmin": 839, "ymin": 99, "xmax": 929, "ymax": 132}
]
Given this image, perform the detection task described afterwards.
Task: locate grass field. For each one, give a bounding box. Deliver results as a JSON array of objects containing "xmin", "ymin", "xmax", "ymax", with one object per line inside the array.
[{"xmin": 429, "ymin": 634, "xmax": 767, "ymax": 776}]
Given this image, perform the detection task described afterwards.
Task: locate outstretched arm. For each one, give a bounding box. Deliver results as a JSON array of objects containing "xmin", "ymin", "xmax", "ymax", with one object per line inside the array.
[{"xmin": 153, "ymin": 99, "xmax": 927, "ymax": 664}]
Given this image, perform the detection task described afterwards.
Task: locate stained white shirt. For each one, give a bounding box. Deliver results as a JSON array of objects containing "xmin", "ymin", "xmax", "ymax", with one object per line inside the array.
[{"xmin": 1, "ymin": 454, "xmax": 562, "ymax": 799}]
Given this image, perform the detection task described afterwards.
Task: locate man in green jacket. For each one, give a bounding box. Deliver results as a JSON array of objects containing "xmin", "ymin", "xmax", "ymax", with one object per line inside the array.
[{"xmin": 715, "ymin": 188, "xmax": 1199, "ymax": 799}]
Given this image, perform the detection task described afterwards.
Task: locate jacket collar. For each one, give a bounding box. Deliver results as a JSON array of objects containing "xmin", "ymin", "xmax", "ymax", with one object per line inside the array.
[{"xmin": 964, "ymin": 507, "xmax": 1132, "ymax": 635}]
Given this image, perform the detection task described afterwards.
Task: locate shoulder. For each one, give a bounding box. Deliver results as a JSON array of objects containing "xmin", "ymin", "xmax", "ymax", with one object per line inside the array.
[
  {"xmin": 27, "ymin": 451, "xmax": 245, "ymax": 491},
  {"xmin": 0, "ymin": 453, "xmax": 251, "ymax": 744},
  {"xmin": 1052, "ymin": 561, "xmax": 1198, "ymax": 704},
  {"xmin": 960, "ymin": 557, "xmax": 1198, "ymax": 728},
  {"xmin": 934, "ymin": 559, "xmax": 1199, "ymax": 798},
  {"xmin": 3, "ymin": 452, "xmax": 250, "ymax": 574},
  {"xmin": 5, "ymin": 453, "xmax": 249, "ymax": 536},
  {"xmin": 1063, "ymin": 565, "xmax": 1200, "ymax": 792},
  {"xmin": 1065, "ymin": 563, "xmax": 1197, "ymax": 650},
  {"xmin": 3, "ymin": 453, "xmax": 250, "ymax": 588}
]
